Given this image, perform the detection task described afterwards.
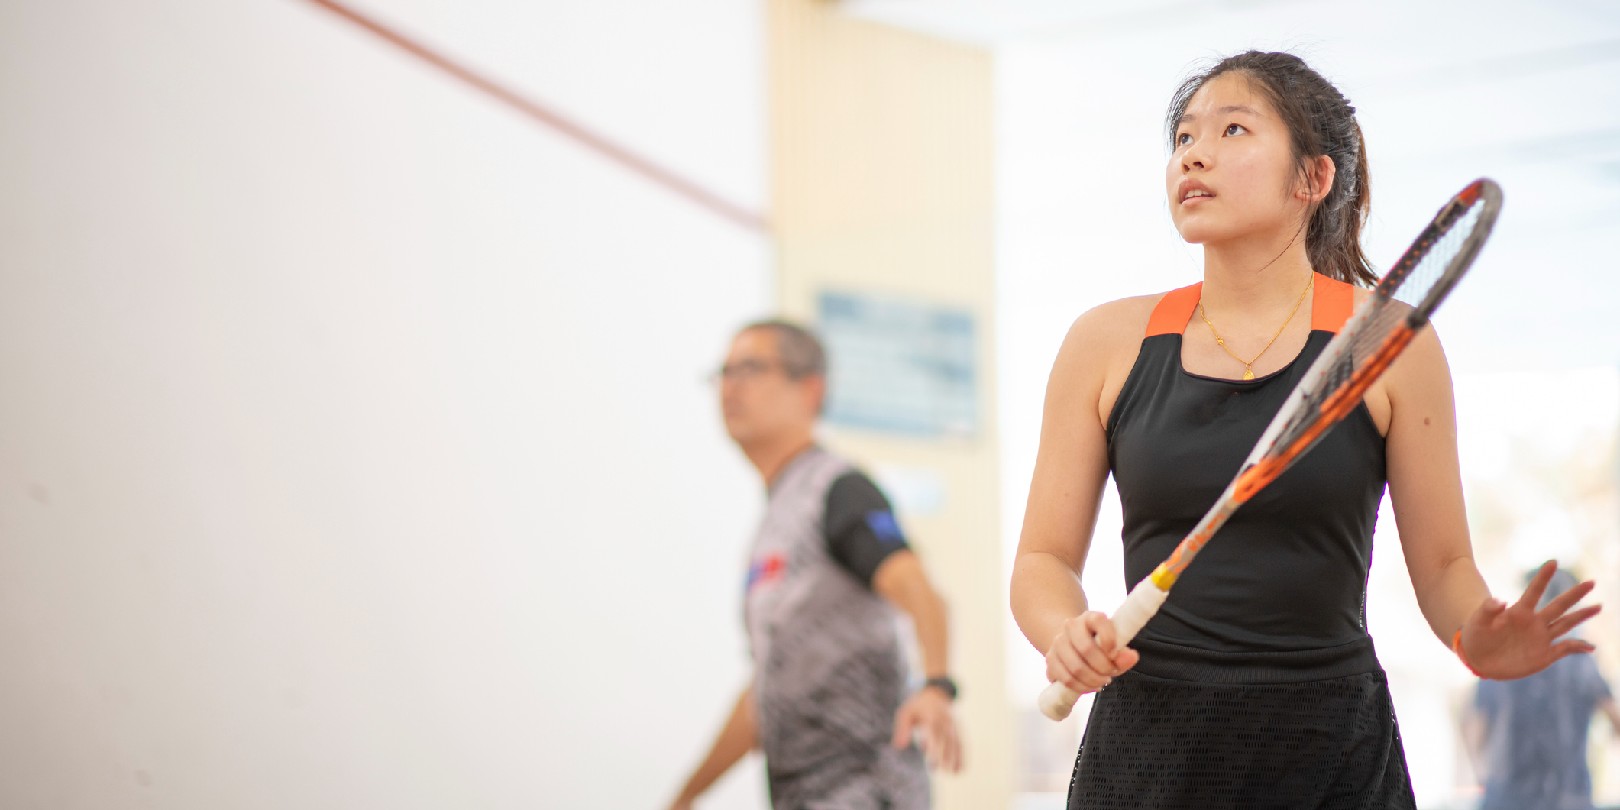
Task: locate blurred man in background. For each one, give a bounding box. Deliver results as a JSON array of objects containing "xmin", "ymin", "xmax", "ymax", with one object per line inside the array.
[
  {"xmin": 667, "ymin": 319, "xmax": 962, "ymax": 810},
  {"xmin": 1465, "ymin": 567, "xmax": 1620, "ymax": 810}
]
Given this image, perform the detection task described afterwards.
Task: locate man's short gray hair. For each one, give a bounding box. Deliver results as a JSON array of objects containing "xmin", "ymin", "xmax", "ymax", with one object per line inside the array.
[{"xmin": 740, "ymin": 319, "xmax": 827, "ymax": 379}]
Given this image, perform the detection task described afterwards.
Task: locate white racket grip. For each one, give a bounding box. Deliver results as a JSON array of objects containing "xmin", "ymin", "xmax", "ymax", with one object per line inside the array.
[
  {"xmin": 1110, "ymin": 577, "xmax": 1170, "ymax": 646},
  {"xmin": 1037, "ymin": 579, "xmax": 1170, "ymax": 721}
]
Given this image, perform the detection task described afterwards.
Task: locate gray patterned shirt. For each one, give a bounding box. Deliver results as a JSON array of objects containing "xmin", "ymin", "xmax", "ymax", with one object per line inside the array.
[{"xmin": 743, "ymin": 446, "xmax": 928, "ymax": 810}]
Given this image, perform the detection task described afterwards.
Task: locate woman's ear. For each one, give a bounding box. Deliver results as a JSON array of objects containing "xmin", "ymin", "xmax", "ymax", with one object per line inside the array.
[{"xmin": 1298, "ymin": 155, "xmax": 1336, "ymax": 203}]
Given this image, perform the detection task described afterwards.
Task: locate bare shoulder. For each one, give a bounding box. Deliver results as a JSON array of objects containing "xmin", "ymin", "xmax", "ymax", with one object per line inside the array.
[
  {"xmin": 1058, "ymin": 293, "xmax": 1162, "ymax": 360},
  {"xmin": 1387, "ymin": 317, "xmax": 1453, "ymax": 392},
  {"xmin": 1047, "ymin": 292, "xmax": 1170, "ymax": 429}
]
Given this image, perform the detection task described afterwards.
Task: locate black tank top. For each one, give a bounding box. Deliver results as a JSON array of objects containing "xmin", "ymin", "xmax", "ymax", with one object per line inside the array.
[{"xmin": 1106, "ymin": 274, "xmax": 1387, "ymax": 652}]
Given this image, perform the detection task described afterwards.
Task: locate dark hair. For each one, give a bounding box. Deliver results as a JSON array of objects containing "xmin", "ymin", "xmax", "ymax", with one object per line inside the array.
[
  {"xmin": 1165, "ymin": 51, "xmax": 1377, "ymax": 287},
  {"xmin": 739, "ymin": 318, "xmax": 827, "ymax": 413},
  {"xmin": 739, "ymin": 318, "xmax": 827, "ymax": 379}
]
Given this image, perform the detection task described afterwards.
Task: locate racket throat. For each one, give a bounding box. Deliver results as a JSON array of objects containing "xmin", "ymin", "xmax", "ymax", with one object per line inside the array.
[{"xmin": 1149, "ymin": 563, "xmax": 1179, "ymax": 590}]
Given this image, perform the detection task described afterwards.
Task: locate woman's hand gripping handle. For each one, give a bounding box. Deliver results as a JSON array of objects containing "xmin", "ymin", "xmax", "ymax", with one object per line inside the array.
[{"xmin": 1037, "ymin": 578, "xmax": 1166, "ymax": 720}]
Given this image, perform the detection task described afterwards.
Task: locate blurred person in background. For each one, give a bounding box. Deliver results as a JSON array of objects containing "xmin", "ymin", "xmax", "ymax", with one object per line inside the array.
[
  {"xmin": 1465, "ymin": 567, "xmax": 1620, "ymax": 810},
  {"xmin": 667, "ymin": 319, "xmax": 962, "ymax": 810}
]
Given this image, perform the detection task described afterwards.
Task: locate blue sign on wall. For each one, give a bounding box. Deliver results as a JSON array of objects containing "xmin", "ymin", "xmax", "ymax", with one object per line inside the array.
[{"xmin": 817, "ymin": 291, "xmax": 977, "ymax": 438}]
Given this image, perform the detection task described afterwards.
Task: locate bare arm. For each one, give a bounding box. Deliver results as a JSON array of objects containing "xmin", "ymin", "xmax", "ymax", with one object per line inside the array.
[
  {"xmin": 874, "ymin": 551, "xmax": 949, "ymax": 679},
  {"xmin": 1384, "ymin": 327, "xmax": 1490, "ymax": 642},
  {"xmin": 1010, "ymin": 304, "xmax": 1144, "ymax": 694},
  {"xmin": 668, "ymin": 685, "xmax": 756, "ymax": 810},
  {"xmin": 873, "ymin": 550, "xmax": 963, "ymax": 772},
  {"xmin": 1387, "ymin": 327, "xmax": 1599, "ymax": 677}
]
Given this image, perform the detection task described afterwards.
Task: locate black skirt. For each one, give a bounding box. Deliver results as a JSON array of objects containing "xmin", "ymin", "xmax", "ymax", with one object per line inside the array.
[{"xmin": 1067, "ymin": 636, "xmax": 1416, "ymax": 810}]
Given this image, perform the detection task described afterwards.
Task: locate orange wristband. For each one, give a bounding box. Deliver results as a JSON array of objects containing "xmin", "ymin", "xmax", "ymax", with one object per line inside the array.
[{"xmin": 1452, "ymin": 628, "xmax": 1485, "ymax": 679}]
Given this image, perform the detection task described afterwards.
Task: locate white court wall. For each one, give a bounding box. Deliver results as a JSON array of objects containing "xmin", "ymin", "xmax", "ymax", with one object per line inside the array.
[{"xmin": 0, "ymin": 1, "xmax": 773, "ymax": 808}]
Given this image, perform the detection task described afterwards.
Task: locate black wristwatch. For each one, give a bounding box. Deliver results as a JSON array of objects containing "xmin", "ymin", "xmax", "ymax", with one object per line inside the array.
[{"xmin": 923, "ymin": 675, "xmax": 958, "ymax": 701}]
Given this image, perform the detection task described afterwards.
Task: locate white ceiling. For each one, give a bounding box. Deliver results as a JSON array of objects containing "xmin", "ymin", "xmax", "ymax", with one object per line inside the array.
[
  {"xmin": 848, "ymin": 0, "xmax": 1620, "ymax": 371},
  {"xmin": 843, "ymin": 0, "xmax": 1620, "ymax": 191},
  {"xmin": 845, "ymin": 0, "xmax": 1620, "ymax": 169},
  {"xmin": 337, "ymin": 0, "xmax": 1620, "ymax": 368}
]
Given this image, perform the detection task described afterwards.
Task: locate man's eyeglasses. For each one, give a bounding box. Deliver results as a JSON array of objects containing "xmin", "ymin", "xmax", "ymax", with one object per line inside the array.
[{"xmin": 709, "ymin": 359, "xmax": 801, "ymax": 384}]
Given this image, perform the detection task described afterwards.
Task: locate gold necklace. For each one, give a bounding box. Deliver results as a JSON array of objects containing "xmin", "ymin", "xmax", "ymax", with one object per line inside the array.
[{"xmin": 1197, "ymin": 274, "xmax": 1314, "ymax": 380}]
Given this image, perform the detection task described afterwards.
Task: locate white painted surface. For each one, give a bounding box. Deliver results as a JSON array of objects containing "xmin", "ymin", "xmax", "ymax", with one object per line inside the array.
[{"xmin": 0, "ymin": 1, "xmax": 772, "ymax": 807}]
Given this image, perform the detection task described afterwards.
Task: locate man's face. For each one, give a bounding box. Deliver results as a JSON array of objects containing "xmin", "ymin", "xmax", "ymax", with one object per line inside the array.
[{"xmin": 717, "ymin": 329, "xmax": 820, "ymax": 447}]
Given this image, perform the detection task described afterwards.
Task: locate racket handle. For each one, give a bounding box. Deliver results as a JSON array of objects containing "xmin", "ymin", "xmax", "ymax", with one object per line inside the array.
[
  {"xmin": 1110, "ymin": 577, "xmax": 1169, "ymax": 645},
  {"xmin": 1037, "ymin": 579, "xmax": 1170, "ymax": 721}
]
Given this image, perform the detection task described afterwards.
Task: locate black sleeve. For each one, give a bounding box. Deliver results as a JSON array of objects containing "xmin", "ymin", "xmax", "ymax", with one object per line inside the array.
[{"xmin": 823, "ymin": 471, "xmax": 910, "ymax": 587}]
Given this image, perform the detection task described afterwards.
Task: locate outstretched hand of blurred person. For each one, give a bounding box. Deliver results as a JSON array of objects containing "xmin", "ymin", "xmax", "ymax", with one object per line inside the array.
[
  {"xmin": 1457, "ymin": 560, "xmax": 1602, "ymax": 680},
  {"xmin": 892, "ymin": 684, "xmax": 962, "ymax": 773},
  {"xmin": 872, "ymin": 549, "xmax": 966, "ymax": 774}
]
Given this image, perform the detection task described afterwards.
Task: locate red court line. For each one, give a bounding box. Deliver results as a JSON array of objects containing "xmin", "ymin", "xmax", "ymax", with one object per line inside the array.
[{"xmin": 301, "ymin": 0, "xmax": 768, "ymax": 233}]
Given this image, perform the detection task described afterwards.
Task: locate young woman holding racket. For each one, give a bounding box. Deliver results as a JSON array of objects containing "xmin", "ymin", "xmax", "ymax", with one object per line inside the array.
[{"xmin": 1009, "ymin": 51, "xmax": 1601, "ymax": 809}]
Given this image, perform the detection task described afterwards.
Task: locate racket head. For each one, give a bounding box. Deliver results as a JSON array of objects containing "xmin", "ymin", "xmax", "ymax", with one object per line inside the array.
[
  {"xmin": 1375, "ymin": 177, "xmax": 1503, "ymax": 326},
  {"xmin": 1180, "ymin": 178, "xmax": 1504, "ymax": 570},
  {"xmin": 1246, "ymin": 177, "xmax": 1504, "ymax": 472}
]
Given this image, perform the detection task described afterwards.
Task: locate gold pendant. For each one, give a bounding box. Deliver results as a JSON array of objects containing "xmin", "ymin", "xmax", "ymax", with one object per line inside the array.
[{"xmin": 1242, "ymin": 368, "xmax": 1255, "ymax": 380}]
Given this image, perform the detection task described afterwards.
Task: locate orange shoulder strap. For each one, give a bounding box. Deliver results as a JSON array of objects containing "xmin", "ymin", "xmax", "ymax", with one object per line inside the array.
[
  {"xmin": 1310, "ymin": 273, "xmax": 1357, "ymax": 334},
  {"xmin": 1148, "ymin": 276, "xmax": 1355, "ymax": 337},
  {"xmin": 1145, "ymin": 283, "xmax": 1202, "ymax": 337}
]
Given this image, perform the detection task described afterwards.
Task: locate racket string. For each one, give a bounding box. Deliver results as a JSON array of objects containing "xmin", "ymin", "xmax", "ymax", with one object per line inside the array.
[{"xmin": 1254, "ymin": 195, "xmax": 1490, "ymax": 461}]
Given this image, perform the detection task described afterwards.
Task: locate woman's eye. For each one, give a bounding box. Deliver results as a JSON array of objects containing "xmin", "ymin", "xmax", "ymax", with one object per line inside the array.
[
  {"xmin": 1176, "ymin": 132, "xmax": 1192, "ymax": 146},
  {"xmin": 1224, "ymin": 123, "xmax": 1248, "ymax": 136}
]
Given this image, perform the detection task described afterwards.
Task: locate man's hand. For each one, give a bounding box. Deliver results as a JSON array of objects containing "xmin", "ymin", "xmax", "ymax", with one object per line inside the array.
[{"xmin": 891, "ymin": 686, "xmax": 963, "ymax": 773}]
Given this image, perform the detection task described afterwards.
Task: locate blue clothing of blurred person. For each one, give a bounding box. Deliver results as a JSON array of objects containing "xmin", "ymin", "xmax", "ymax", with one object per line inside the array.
[{"xmin": 1466, "ymin": 569, "xmax": 1620, "ymax": 810}]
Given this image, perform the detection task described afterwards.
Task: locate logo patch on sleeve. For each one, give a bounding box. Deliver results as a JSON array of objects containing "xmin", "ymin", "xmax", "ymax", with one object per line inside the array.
[
  {"xmin": 745, "ymin": 552, "xmax": 787, "ymax": 592},
  {"xmin": 864, "ymin": 510, "xmax": 905, "ymax": 545}
]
